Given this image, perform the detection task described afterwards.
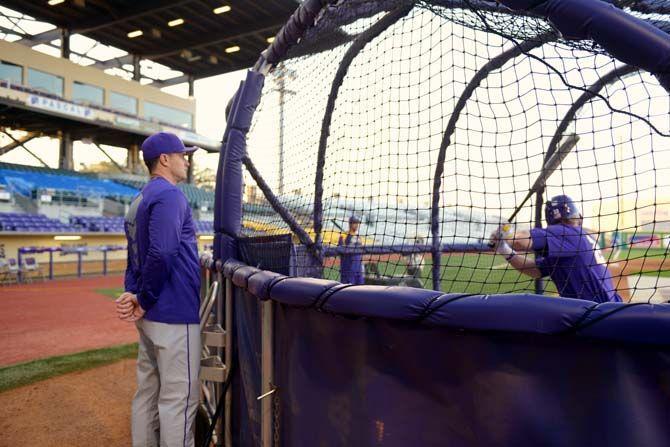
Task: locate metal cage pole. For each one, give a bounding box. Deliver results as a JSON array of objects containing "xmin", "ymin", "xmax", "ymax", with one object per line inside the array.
[{"xmin": 260, "ymin": 299, "xmax": 275, "ymax": 447}]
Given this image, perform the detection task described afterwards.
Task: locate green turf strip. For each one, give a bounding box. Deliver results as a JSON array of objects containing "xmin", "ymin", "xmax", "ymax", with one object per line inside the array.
[
  {"xmin": 96, "ymin": 287, "xmax": 125, "ymax": 300},
  {"xmin": 0, "ymin": 343, "xmax": 138, "ymax": 393}
]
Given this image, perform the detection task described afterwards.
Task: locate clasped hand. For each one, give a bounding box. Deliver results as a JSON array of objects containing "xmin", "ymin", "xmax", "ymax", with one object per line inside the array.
[{"xmin": 115, "ymin": 292, "xmax": 145, "ymax": 322}]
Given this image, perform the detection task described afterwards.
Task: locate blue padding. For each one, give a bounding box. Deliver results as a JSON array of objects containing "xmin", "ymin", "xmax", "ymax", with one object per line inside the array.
[
  {"xmin": 214, "ymin": 81, "xmax": 243, "ymax": 236},
  {"xmin": 321, "ymin": 286, "xmax": 443, "ymax": 319},
  {"xmin": 229, "ymin": 71, "xmax": 265, "ymax": 132},
  {"xmin": 222, "ymin": 258, "xmax": 246, "ymax": 278},
  {"xmin": 264, "ymin": 0, "xmax": 325, "ymax": 65},
  {"xmin": 500, "ymin": 0, "xmax": 546, "ymax": 9},
  {"xmin": 216, "ymin": 234, "xmax": 238, "ymax": 267},
  {"xmin": 219, "ymin": 129, "xmax": 245, "ymax": 235},
  {"xmin": 223, "ymin": 260, "xmax": 670, "ymax": 345},
  {"xmin": 270, "ymin": 277, "xmax": 341, "ymax": 307},
  {"xmin": 231, "ymin": 265, "xmax": 261, "ymax": 289},
  {"xmin": 576, "ymin": 302, "xmax": 670, "ymax": 344},
  {"xmin": 422, "ymin": 293, "xmax": 594, "ymax": 333},
  {"xmin": 215, "ymin": 71, "xmax": 265, "ymax": 264},
  {"xmin": 221, "ymin": 82, "xmax": 243, "ymax": 153},
  {"xmin": 499, "ymin": 0, "xmax": 670, "ymax": 90},
  {"xmin": 247, "ymin": 270, "xmax": 286, "ymax": 300}
]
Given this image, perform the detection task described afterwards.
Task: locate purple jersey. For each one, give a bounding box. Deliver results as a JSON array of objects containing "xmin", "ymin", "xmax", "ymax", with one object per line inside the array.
[
  {"xmin": 338, "ymin": 233, "xmax": 365, "ymax": 285},
  {"xmin": 530, "ymin": 224, "xmax": 621, "ymax": 303}
]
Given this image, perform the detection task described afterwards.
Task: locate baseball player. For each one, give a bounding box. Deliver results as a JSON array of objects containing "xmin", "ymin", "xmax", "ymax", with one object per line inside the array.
[
  {"xmin": 338, "ymin": 214, "xmax": 365, "ymax": 285},
  {"xmin": 115, "ymin": 132, "xmax": 202, "ymax": 447},
  {"xmin": 490, "ymin": 195, "xmax": 622, "ymax": 303}
]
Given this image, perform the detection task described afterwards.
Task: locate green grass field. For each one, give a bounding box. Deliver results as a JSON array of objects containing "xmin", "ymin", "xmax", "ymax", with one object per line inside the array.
[
  {"xmin": 616, "ymin": 248, "xmax": 670, "ymax": 277},
  {"xmin": 0, "ymin": 288, "xmax": 134, "ymax": 392},
  {"xmin": 0, "ymin": 343, "xmax": 138, "ymax": 393},
  {"xmin": 326, "ymin": 253, "xmax": 552, "ymax": 295},
  {"xmin": 325, "ymin": 247, "xmax": 670, "ymax": 293}
]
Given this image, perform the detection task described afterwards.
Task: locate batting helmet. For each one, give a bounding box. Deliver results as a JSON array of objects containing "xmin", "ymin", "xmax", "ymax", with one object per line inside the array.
[
  {"xmin": 349, "ymin": 214, "xmax": 362, "ymax": 224},
  {"xmin": 545, "ymin": 195, "xmax": 581, "ymax": 225}
]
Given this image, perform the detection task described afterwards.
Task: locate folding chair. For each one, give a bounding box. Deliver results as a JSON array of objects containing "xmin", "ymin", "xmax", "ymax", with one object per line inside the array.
[{"xmin": 22, "ymin": 257, "xmax": 45, "ymax": 282}]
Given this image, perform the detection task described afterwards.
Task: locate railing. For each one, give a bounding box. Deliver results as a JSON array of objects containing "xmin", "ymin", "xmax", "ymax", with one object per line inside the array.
[
  {"xmin": 16, "ymin": 244, "xmax": 125, "ymax": 282},
  {"xmin": 34, "ymin": 188, "xmax": 102, "ymax": 210}
]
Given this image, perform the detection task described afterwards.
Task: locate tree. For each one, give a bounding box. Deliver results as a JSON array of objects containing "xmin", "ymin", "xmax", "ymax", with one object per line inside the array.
[
  {"xmin": 79, "ymin": 161, "xmax": 128, "ymax": 174},
  {"xmin": 193, "ymin": 166, "xmax": 215, "ymax": 191}
]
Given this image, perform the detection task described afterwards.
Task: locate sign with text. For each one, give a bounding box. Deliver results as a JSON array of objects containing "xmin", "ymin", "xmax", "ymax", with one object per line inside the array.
[{"xmin": 27, "ymin": 95, "xmax": 94, "ymax": 120}]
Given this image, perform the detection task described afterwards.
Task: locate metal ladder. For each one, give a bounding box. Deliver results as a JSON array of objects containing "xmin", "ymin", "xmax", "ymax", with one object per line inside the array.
[{"xmin": 199, "ymin": 255, "xmax": 232, "ymax": 447}]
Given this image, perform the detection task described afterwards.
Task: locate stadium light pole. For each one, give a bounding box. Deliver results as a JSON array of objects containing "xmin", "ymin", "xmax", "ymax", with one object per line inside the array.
[
  {"xmin": 272, "ymin": 65, "xmax": 296, "ymax": 196},
  {"xmin": 59, "ymin": 27, "xmax": 74, "ymax": 171},
  {"xmin": 60, "ymin": 28, "xmax": 70, "ymax": 59},
  {"xmin": 132, "ymin": 55, "xmax": 141, "ymax": 81},
  {"xmin": 187, "ymin": 75, "xmax": 196, "ymax": 184}
]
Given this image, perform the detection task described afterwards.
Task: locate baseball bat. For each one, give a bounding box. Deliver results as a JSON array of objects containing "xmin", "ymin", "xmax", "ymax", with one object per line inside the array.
[
  {"xmin": 331, "ymin": 219, "xmax": 345, "ymax": 232},
  {"xmin": 489, "ymin": 133, "xmax": 580, "ymax": 246}
]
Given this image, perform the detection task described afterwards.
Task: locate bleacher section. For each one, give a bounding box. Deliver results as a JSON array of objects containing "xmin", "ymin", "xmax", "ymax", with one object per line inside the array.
[
  {"xmin": 195, "ymin": 220, "xmax": 214, "ymax": 234},
  {"xmin": 0, "ymin": 162, "xmax": 137, "ymax": 204},
  {"xmin": 71, "ymin": 215, "xmax": 125, "ymax": 233},
  {"xmin": 0, "ymin": 212, "xmax": 75, "ymax": 232},
  {"xmin": 0, "ymin": 163, "xmax": 217, "ymax": 227},
  {"xmin": 0, "ymin": 212, "xmax": 213, "ymax": 234}
]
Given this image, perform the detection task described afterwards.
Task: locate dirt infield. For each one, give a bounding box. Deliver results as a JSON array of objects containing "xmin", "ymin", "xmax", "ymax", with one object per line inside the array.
[
  {"xmin": 0, "ymin": 275, "xmax": 137, "ymax": 367},
  {"xmin": 0, "ymin": 359, "xmax": 135, "ymax": 447}
]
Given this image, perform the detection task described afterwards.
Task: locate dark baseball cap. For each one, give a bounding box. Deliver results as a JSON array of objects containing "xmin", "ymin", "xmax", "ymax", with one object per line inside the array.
[{"xmin": 141, "ymin": 132, "xmax": 198, "ymax": 161}]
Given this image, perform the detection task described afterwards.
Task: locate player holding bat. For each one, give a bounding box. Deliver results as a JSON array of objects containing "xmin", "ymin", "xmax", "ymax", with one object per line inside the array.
[{"xmin": 490, "ymin": 195, "xmax": 622, "ymax": 303}]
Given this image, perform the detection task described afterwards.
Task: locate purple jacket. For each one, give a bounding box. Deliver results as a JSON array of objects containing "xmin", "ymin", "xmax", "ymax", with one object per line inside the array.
[{"xmin": 124, "ymin": 176, "xmax": 200, "ymax": 324}]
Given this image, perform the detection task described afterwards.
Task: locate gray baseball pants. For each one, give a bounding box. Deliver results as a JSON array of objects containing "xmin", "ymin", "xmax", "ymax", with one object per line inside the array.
[{"xmin": 132, "ymin": 319, "xmax": 200, "ymax": 447}]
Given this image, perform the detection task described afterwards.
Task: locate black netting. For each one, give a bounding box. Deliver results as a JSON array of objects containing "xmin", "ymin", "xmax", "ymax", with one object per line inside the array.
[{"xmin": 240, "ymin": 0, "xmax": 670, "ymax": 304}]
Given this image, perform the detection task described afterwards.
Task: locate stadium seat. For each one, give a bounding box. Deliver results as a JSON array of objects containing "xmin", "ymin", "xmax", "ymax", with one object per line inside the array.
[{"xmin": 0, "ymin": 162, "xmax": 138, "ymax": 205}]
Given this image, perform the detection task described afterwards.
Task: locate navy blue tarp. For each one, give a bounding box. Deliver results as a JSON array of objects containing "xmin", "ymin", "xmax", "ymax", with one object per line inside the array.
[{"xmin": 225, "ymin": 260, "xmax": 670, "ymax": 447}]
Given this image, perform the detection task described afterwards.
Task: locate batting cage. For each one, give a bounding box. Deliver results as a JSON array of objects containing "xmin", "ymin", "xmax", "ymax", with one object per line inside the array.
[{"xmin": 200, "ymin": 1, "xmax": 670, "ymax": 446}]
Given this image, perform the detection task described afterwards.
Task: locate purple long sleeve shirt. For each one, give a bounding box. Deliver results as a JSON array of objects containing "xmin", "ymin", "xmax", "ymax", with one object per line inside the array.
[
  {"xmin": 124, "ymin": 176, "xmax": 200, "ymax": 324},
  {"xmin": 531, "ymin": 224, "xmax": 621, "ymax": 303}
]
